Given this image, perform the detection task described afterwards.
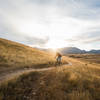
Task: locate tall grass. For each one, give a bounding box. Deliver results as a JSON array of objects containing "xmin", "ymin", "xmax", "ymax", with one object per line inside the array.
[
  {"xmin": 0, "ymin": 63, "xmax": 100, "ymax": 100},
  {"xmin": 0, "ymin": 38, "xmax": 56, "ymax": 69}
]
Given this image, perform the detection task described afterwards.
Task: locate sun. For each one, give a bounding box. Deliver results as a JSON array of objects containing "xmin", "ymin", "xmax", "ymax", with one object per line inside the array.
[{"xmin": 46, "ymin": 38, "xmax": 67, "ymax": 50}]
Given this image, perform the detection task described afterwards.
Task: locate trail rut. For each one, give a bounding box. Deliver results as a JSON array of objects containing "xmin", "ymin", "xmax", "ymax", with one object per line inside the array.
[{"xmin": 0, "ymin": 62, "xmax": 72, "ymax": 84}]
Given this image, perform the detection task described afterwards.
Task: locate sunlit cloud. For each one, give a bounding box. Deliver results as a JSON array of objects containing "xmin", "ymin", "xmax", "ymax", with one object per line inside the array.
[{"xmin": 0, "ymin": 0, "xmax": 100, "ymax": 50}]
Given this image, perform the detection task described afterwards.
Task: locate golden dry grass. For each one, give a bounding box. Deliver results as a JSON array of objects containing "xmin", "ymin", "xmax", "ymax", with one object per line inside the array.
[
  {"xmin": 0, "ymin": 38, "xmax": 100, "ymax": 100},
  {"xmin": 0, "ymin": 57, "xmax": 100, "ymax": 100},
  {"xmin": 0, "ymin": 38, "xmax": 56, "ymax": 70},
  {"xmin": 68, "ymin": 54, "xmax": 100, "ymax": 64}
]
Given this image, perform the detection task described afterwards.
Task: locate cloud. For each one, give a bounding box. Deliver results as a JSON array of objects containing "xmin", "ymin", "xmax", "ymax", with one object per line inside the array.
[
  {"xmin": 65, "ymin": 24, "xmax": 100, "ymax": 50},
  {"xmin": 65, "ymin": 29, "xmax": 100, "ymax": 50},
  {"xmin": 25, "ymin": 36, "xmax": 49, "ymax": 47},
  {"xmin": 66, "ymin": 29, "xmax": 100, "ymax": 43},
  {"xmin": 66, "ymin": 37, "xmax": 100, "ymax": 44},
  {"xmin": 0, "ymin": 32, "xmax": 49, "ymax": 47},
  {"xmin": 0, "ymin": 0, "xmax": 100, "ymax": 50}
]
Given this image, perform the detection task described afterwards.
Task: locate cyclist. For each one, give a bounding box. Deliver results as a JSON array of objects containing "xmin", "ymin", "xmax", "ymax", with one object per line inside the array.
[{"xmin": 55, "ymin": 52, "xmax": 62, "ymax": 65}]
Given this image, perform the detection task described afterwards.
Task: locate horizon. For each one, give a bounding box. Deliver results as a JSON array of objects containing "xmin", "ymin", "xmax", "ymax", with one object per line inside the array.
[
  {"xmin": 1, "ymin": 37, "xmax": 100, "ymax": 51},
  {"xmin": 0, "ymin": 0, "xmax": 100, "ymax": 50}
]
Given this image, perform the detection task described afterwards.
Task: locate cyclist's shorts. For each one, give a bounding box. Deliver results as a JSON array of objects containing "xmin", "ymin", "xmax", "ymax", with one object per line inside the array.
[{"xmin": 57, "ymin": 57, "xmax": 61, "ymax": 62}]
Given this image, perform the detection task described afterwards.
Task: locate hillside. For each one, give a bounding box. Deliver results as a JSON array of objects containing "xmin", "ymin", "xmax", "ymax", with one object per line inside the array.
[
  {"xmin": 68, "ymin": 54, "xmax": 100, "ymax": 64},
  {"xmin": 0, "ymin": 38, "xmax": 100, "ymax": 100},
  {"xmin": 0, "ymin": 38, "xmax": 55, "ymax": 69},
  {"xmin": 0, "ymin": 56, "xmax": 100, "ymax": 100}
]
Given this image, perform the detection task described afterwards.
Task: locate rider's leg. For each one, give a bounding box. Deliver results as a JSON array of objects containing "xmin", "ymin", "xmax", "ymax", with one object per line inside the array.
[
  {"xmin": 59, "ymin": 57, "xmax": 62, "ymax": 65},
  {"xmin": 55, "ymin": 58, "xmax": 58, "ymax": 66}
]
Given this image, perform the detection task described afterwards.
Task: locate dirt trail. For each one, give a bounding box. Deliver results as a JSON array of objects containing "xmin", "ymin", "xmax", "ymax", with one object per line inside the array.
[
  {"xmin": 0, "ymin": 62, "xmax": 72, "ymax": 84},
  {"xmin": 0, "ymin": 56, "xmax": 100, "ymax": 84},
  {"xmin": 1, "ymin": 56, "xmax": 100, "ymax": 84}
]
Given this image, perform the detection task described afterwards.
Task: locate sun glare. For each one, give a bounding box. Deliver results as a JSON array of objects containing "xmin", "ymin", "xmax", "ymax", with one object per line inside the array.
[{"xmin": 46, "ymin": 38, "xmax": 67, "ymax": 50}]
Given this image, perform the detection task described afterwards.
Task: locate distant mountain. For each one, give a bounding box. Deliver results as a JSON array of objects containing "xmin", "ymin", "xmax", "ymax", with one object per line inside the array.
[
  {"xmin": 39, "ymin": 47, "xmax": 100, "ymax": 54},
  {"xmin": 88, "ymin": 50, "xmax": 100, "ymax": 54},
  {"xmin": 58, "ymin": 47, "xmax": 86, "ymax": 54},
  {"xmin": 59, "ymin": 47, "xmax": 100, "ymax": 54}
]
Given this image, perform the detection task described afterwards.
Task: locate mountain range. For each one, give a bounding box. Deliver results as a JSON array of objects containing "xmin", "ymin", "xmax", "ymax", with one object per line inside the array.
[{"xmin": 40, "ymin": 47, "xmax": 100, "ymax": 54}]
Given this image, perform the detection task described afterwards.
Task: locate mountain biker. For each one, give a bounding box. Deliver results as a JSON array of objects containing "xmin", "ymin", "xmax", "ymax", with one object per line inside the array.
[{"xmin": 55, "ymin": 52, "xmax": 62, "ymax": 65}]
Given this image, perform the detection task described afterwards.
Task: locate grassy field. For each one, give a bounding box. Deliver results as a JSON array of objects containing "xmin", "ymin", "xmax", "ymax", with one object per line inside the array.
[
  {"xmin": 68, "ymin": 54, "xmax": 100, "ymax": 64},
  {"xmin": 0, "ymin": 38, "xmax": 57, "ymax": 69},
  {"xmin": 0, "ymin": 56, "xmax": 100, "ymax": 100},
  {"xmin": 0, "ymin": 38, "xmax": 100, "ymax": 100},
  {"xmin": 0, "ymin": 38, "xmax": 66, "ymax": 76}
]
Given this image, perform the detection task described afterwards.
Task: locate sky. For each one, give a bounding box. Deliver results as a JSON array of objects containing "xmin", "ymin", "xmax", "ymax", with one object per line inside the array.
[{"xmin": 0, "ymin": 0, "xmax": 100, "ymax": 50}]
